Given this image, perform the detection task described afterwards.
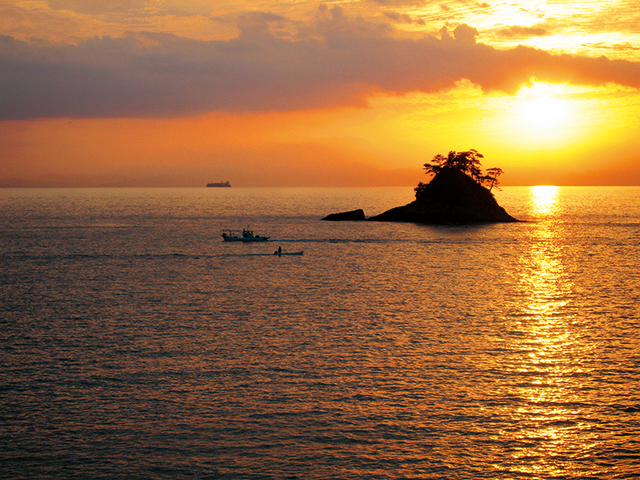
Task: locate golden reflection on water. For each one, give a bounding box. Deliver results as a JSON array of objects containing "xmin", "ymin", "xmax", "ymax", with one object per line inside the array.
[
  {"xmin": 525, "ymin": 185, "xmax": 568, "ymax": 318},
  {"xmin": 501, "ymin": 186, "xmax": 598, "ymax": 477},
  {"xmin": 530, "ymin": 185, "xmax": 560, "ymax": 216}
]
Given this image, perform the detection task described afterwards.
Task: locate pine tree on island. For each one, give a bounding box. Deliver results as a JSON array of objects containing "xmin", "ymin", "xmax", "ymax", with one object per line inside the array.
[{"xmin": 415, "ymin": 149, "xmax": 505, "ymax": 199}]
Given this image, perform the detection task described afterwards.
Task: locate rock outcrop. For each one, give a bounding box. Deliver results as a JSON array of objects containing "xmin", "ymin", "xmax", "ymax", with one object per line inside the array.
[
  {"xmin": 322, "ymin": 209, "xmax": 366, "ymax": 221},
  {"xmin": 368, "ymin": 168, "xmax": 518, "ymax": 224}
]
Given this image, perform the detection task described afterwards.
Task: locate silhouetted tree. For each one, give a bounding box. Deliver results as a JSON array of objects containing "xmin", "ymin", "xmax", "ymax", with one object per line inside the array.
[
  {"xmin": 422, "ymin": 153, "xmax": 446, "ymax": 176},
  {"xmin": 483, "ymin": 167, "xmax": 504, "ymax": 192},
  {"xmin": 423, "ymin": 149, "xmax": 484, "ymax": 180},
  {"xmin": 414, "ymin": 181, "xmax": 427, "ymax": 198},
  {"xmin": 416, "ymin": 149, "xmax": 505, "ymax": 198},
  {"xmin": 447, "ymin": 149, "xmax": 484, "ymax": 181}
]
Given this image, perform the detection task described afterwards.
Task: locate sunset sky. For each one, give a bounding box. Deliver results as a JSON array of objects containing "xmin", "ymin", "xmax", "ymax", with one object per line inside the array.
[{"xmin": 1, "ymin": 0, "xmax": 639, "ymax": 187}]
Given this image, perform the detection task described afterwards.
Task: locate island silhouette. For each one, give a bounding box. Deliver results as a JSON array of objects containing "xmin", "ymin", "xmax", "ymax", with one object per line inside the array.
[{"xmin": 323, "ymin": 149, "xmax": 518, "ymax": 224}]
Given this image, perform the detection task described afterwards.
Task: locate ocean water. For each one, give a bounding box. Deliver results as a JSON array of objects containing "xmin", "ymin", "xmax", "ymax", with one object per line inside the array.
[{"xmin": 1, "ymin": 186, "xmax": 639, "ymax": 479}]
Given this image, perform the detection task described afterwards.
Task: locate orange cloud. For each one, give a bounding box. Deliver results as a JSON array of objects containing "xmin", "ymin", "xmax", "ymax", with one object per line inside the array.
[
  {"xmin": 496, "ymin": 25, "xmax": 550, "ymax": 38},
  {"xmin": 1, "ymin": 7, "xmax": 639, "ymax": 120}
]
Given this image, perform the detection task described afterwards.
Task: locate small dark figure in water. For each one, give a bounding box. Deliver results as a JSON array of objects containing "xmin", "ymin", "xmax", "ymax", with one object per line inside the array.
[{"xmin": 274, "ymin": 246, "xmax": 282, "ymax": 255}]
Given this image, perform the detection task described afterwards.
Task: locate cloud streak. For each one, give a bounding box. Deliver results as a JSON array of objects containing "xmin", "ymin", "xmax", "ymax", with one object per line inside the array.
[
  {"xmin": 496, "ymin": 25, "xmax": 550, "ymax": 38},
  {"xmin": 2, "ymin": 6, "xmax": 640, "ymax": 120}
]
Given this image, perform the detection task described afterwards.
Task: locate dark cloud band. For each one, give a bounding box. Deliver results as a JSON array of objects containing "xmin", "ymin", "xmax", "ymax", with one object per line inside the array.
[{"xmin": 1, "ymin": 16, "xmax": 639, "ymax": 120}]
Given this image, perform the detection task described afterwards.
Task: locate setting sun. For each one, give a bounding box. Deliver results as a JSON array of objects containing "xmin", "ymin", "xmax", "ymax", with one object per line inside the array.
[
  {"xmin": 520, "ymin": 92, "xmax": 569, "ymax": 127},
  {"xmin": 515, "ymin": 83, "xmax": 572, "ymax": 133}
]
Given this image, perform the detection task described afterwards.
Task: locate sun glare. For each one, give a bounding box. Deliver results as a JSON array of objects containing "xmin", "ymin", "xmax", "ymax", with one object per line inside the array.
[
  {"xmin": 517, "ymin": 84, "xmax": 570, "ymax": 129},
  {"xmin": 522, "ymin": 94, "xmax": 568, "ymax": 125},
  {"xmin": 489, "ymin": 81, "xmax": 583, "ymax": 148}
]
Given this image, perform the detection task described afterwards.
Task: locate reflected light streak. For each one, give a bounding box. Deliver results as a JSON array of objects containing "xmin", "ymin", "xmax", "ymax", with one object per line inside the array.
[
  {"xmin": 530, "ymin": 185, "xmax": 559, "ymax": 216},
  {"xmin": 499, "ymin": 187, "xmax": 598, "ymax": 476}
]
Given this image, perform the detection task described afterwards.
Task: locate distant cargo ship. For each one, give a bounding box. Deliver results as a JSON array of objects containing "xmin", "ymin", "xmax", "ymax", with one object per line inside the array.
[{"xmin": 206, "ymin": 181, "xmax": 231, "ymax": 187}]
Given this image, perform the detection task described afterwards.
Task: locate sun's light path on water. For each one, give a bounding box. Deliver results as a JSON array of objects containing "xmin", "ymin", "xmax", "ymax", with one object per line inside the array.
[
  {"xmin": 494, "ymin": 185, "xmax": 600, "ymax": 477},
  {"xmin": 530, "ymin": 185, "xmax": 560, "ymax": 216}
]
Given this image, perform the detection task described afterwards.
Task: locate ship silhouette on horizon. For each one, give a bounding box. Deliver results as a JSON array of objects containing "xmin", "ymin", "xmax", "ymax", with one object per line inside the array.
[{"xmin": 206, "ymin": 181, "xmax": 231, "ymax": 187}]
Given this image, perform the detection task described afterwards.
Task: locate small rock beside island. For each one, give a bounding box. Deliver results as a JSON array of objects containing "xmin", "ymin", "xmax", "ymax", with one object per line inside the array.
[{"xmin": 322, "ymin": 209, "xmax": 366, "ymax": 221}]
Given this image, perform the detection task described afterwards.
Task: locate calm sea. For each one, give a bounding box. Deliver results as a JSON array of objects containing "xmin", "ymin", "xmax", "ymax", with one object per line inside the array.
[{"xmin": 1, "ymin": 186, "xmax": 639, "ymax": 479}]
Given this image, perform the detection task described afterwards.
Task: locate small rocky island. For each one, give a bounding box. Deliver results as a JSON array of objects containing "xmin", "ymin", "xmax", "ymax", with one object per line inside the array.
[{"xmin": 323, "ymin": 149, "xmax": 518, "ymax": 224}]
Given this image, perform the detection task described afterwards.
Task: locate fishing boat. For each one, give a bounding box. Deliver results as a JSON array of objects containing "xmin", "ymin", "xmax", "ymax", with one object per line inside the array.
[
  {"xmin": 207, "ymin": 181, "xmax": 231, "ymax": 187},
  {"xmin": 221, "ymin": 229, "xmax": 269, "ymax": 242}
]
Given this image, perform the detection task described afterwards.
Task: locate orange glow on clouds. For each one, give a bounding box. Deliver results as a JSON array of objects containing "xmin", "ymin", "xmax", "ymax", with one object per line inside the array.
[{"xmin": 1, "ymin": 1, "xmax": 640, "ymax": 186}]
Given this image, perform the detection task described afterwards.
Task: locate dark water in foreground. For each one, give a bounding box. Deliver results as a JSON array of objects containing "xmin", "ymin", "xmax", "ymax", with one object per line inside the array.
[{"xmin": 1, "ymin": 186, "xmax": 639, "ymax": 479}]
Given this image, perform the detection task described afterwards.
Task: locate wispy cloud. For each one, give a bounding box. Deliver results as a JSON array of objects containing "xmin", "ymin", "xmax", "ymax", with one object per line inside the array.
[
  {"xmin": 496, "ymin": 25, "xmax": 550, "ymax": 38},
  {"xmin": 382, "ymin": 11, "xmax": 425, "ymax": 25},
  {"xmin": 44, "ymin": 0, "xmax": 215, "ymax": 17},
  {"xmin": 583, "ymin": 41, "xmax": 640, "ymax": 53}
]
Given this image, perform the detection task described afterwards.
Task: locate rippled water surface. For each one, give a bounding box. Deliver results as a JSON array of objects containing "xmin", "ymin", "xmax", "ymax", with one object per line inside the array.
[{"xmin": 1, "ymin": 186, "xmax": 639, "ymax": 479}]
